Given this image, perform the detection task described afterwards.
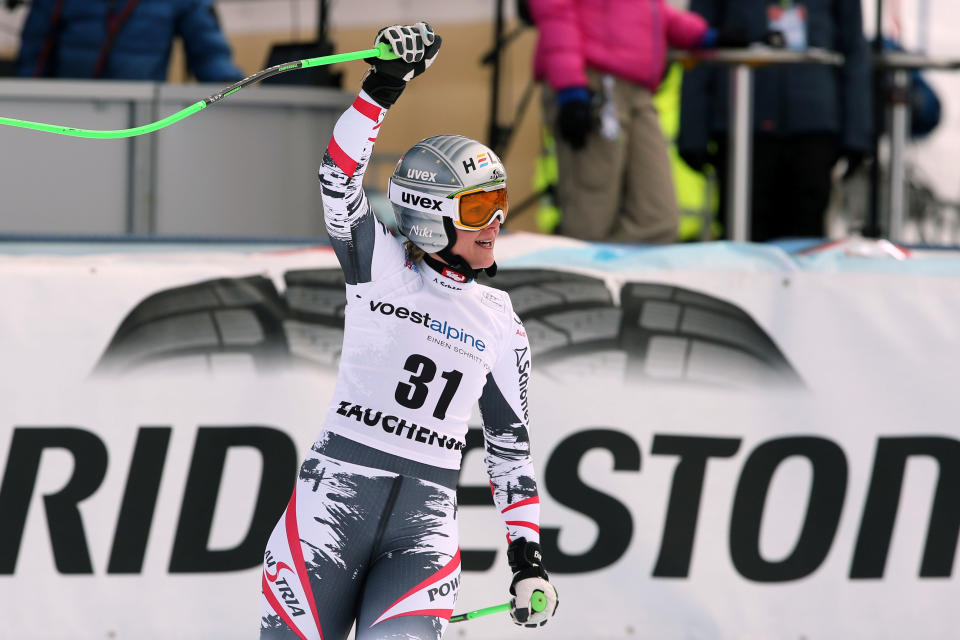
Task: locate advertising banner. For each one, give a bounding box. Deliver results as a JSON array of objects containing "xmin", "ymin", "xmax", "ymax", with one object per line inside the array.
[{"xmin": 0, "ymin": 235, "xmax": 957, "ymax": 639}]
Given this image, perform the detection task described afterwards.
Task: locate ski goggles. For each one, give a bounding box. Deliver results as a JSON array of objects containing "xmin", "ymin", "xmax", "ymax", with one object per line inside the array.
[{"xmin": 388, "ymin": 181, "xmax": 507, "ymax": 230}]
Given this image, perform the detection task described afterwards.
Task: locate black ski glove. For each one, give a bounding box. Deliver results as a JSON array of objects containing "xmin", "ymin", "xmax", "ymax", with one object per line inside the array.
[
  {"xmin": 555, "ymin": 87, "xmax": 593, "ymax": 150},
  {"xmin": 507, "ymin": 538, "xmax": 559, "ymax": 628},
  {"xmin": 362, "ymin": 21, "xmax": 442, "ymax": 108}
]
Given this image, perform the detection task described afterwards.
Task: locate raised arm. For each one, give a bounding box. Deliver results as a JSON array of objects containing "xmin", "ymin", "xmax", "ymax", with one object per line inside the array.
[
  {"xmin": 318, "ymin": 22, "xmax": 441, "ymax": 285},
  {"xmin": 478, "ymin": 312, "xmax": 558, "ymax": 628}
]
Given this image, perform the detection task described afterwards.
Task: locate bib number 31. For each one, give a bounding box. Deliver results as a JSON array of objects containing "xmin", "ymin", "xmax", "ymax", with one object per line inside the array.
[{"xmin": 394, "ymin": 354, "xmax": 463, "ymax": 420}]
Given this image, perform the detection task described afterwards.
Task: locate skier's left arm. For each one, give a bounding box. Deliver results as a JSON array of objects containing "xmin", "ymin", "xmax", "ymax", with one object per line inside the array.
[{"xmin": 478, "ymin": 313, "xmax": 559, "ymax": 628}]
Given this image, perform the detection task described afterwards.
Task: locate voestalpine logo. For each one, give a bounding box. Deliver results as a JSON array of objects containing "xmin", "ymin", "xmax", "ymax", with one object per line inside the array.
[{"xmin": 369, "ymin": 300, "xmax": 486, "ymax": 352}]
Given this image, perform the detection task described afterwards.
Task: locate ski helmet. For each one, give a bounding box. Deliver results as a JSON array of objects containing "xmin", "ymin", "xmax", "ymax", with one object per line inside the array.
[{"xmin": 388, "ymin": 135, "xmax": 506, "ymax": 256}]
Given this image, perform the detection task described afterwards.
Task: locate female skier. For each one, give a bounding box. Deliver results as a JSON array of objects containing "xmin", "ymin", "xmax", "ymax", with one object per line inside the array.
[{"xmin": 260, "ymin": 22, "xmax": 559, "ymax": 640}]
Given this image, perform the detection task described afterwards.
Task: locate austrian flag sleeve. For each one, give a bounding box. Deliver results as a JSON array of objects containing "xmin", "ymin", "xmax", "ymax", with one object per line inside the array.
[{"xmin": 478, "ymin": 313, "xmax": 541, "ymax": 544}]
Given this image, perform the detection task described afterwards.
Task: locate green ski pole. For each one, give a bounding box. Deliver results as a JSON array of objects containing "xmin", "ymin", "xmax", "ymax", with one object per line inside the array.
[
  {"xmin": 0, "ymin": 42, "xmax": 398, "ymax": 140},
  {"xmin": 449, "ymin": 590, "xmax": 548, "ymax": 623}
]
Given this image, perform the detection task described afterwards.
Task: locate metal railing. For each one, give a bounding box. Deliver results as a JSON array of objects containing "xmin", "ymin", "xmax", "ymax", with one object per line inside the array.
[
  {"xmin": 872, "ymin": 52, "xmax": 960, "ymax": 242},
  {"xmin": 0, "ymin": 79, "xmax": 350, "ymax": 236},
  {"xmin": 670, "ymin": 47, "xmax": 844, "ymax": 242},
  {"xmin": 671, "ymin": 46, "xmax": 960, "ymax": 244}
]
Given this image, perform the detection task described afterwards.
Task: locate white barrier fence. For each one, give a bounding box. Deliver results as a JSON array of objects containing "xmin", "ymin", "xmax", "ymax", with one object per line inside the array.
[{"xmin": 0, "ymin": 235, "xmax": 957, "ymax": 639}]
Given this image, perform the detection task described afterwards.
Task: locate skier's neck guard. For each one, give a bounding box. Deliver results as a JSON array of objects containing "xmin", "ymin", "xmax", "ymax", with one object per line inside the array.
[
  {"xmin": 426, "ymin": 251, "xmax": 498, "ymax": 282},
  {"xmin": 424, "ymin": 252, "xmax": 472, "ymax": 283}
]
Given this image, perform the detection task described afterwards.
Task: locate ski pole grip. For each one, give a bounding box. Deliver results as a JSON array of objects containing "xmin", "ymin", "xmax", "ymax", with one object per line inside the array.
[
  {"xmin": 376, "ymin": 42, "xmax": 400, "ymax": 60},
  {"xmin": 531, "ymin": 590, "xmax": 547, "ymax": 613}
]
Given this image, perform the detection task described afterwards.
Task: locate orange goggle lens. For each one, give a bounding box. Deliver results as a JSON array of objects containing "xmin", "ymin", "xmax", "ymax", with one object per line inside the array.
[{"xmin": 455, "ymin": 187, "xmax": 508, "ymax": 229}]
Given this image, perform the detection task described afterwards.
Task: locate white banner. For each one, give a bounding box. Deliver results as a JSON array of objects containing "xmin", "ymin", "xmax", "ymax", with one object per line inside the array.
[{"xmin": 0, "ymin": 235, "xmax": 958, "ymax": 639}]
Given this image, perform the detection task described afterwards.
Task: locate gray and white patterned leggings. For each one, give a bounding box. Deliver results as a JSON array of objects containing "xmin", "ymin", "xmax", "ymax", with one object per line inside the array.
[{"xmin": 260, "ymin": 431, "xmax": 461, "ymax": 640}]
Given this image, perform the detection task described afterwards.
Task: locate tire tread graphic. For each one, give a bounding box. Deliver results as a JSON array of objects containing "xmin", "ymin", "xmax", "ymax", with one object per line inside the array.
[{"xmin": 95, "ymin": 268, "xmax": 801, "ymax": 388}]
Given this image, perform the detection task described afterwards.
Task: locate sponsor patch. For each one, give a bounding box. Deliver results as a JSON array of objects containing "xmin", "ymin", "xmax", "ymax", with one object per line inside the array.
[
  {"xmin": 513, "ymin": 346, "xmax": 531, "ymax": 423},
  {"xmin": 335, "ymin": 400, "xmax": 467, "ymax": 451},
  {"xmin": 401, "ymin": 191, "xmax": 443, "ymax": 211},
  {"xmin": 462, "ymin": 153, "xmax": 491, "ymax": 174},
  {"xmin": 369, "ymin": 299, "xmax": 486, "ymax": 352},
  {"xmin": 442, "ymin": 268, "xmax": 467, "ymax": 283},
  {"xmin": 406, "ymin": 169, "xmax": 438, "ymax": 182},
  {"xmin": 480, "ymin": 290, "xmax": 505, "ymax": 313}
]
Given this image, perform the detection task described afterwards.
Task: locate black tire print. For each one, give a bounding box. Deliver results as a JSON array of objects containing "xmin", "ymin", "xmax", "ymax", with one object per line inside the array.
[{"xmin": 96, "ymin": 268, "xmax": 801, "ymax": 387}]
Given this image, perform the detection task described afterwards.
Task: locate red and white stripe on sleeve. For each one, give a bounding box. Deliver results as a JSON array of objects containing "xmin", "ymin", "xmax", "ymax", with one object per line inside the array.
[
  {"xmin": 499, "ymin": 494, "xmax": 541, "ymax": 544},
  {"xmin": 327, "ymin": 90, "xmax": 385, "ymax": 180},
  {"xmin": 320, "ymin": 90, "xmax": 386, "ymax": 242}
]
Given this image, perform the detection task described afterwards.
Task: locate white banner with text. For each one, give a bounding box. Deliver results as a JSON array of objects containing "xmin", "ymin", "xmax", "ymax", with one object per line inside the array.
[{"xmin": 0, "ymin": 236, "xmax": 957, "ymax": 639}]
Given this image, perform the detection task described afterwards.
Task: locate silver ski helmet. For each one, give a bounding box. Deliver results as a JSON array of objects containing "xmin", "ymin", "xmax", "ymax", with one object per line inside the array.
[{"xmin": 388, "ymin": 134, "xmax": 506, "ymax": 254}]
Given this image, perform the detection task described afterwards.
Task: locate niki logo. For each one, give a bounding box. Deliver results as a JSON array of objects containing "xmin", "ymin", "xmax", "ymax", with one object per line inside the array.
[
  {"xmin": 410, "ymin": 225, "xmax": 433, "ymax": 238},
  {"xmin": 401, "ymin": 192, "xmax": 443, "ymax": 211},
  {"xmin": 407, "ymin": 169, "xmax": 438, "ymax": 182}
]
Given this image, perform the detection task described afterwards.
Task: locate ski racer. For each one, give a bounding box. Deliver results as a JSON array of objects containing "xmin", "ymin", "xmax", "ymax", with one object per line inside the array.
[{"xmin": 260, "ymin": 21, "xmax": 559, "ymax": 640}]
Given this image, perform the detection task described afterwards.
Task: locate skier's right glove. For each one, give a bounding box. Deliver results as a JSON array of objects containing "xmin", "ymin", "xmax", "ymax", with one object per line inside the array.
[
  {"xmin": 507, "ymin": 537, "xmax": 559, "ymax": 628},
  {"xmin": 362, "ymin": 21, "xmax": 442, "ymax": 108},
  {"xmin": 555, "ymin": 87, "xmax": 593, "ymax": 150}
]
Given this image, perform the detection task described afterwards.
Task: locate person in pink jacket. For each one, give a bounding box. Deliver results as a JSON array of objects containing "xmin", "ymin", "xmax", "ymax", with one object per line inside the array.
[{"xmin": 527, "ymin": 0, "xmax": 746, "ymax": 243}]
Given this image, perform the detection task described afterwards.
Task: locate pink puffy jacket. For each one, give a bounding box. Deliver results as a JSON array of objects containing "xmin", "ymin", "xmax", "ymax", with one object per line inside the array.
[{"xmin": 528, "ymin": 0, "xmax": 709, "ymax": 92}]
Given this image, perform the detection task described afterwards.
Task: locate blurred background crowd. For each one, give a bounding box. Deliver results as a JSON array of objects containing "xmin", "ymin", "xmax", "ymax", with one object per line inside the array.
[{"xmin": 0, "ymin": 0, "xmax": 957, "ymax": 246}]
